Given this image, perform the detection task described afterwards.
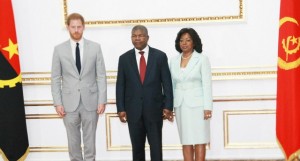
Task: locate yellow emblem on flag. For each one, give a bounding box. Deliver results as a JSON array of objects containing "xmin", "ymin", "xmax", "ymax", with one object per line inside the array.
[{"xmin": 278, "ymin": 17, "xmax": 300, "ymax": 70}]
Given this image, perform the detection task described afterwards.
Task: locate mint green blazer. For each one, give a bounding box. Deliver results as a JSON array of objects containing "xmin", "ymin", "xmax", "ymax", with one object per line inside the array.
[{"xmin": 169, "ymin": 51, "xmax": 213, "ymax": 110}]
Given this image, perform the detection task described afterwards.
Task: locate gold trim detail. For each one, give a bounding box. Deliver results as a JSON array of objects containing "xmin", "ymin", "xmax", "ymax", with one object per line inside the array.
[
  {"xmin": 24, "ymin": 99, "xmax": 116, "ymax": 107},
  {"xmin": 63, "ymin": 0, "xmax": 244, "ymax": 26},
  {"xmin": 214, "ymin": 95, "xmax": 276, "ymax": 102},
  {"xmin": 29, "ymin": 147, "xmax": 68, "ymax": 152},
  {"xmin": 21, "ymin": 70, "xmax": 276, "ymax": 85},
  {"xmin": 223, "ymin": 110, "xmax": 278, "ymax": 149},
  {"xmin": 0, "ymin": 147, "xmax": 29, "ymax": 161},
  {"xmin": 26, "ymin": 114, "xmax": 61, "ymax": 119},
  {"xmin": 24, "ymin": 96, "xmax": 275, "ymax": 108},
  {"xmin": 212, "ymin": 71, "xmax": 276, "ymax": 80},
  {"xmin": 21, "ymin": 71, "xmax": 117, "ymax": 85},
  {"xmin": 277, "ymin": 138, "xmax": 300, "ymax": 161},
  {"xmin": 212, "ymin": 71, "xmax": 276, "ymax": 76}
]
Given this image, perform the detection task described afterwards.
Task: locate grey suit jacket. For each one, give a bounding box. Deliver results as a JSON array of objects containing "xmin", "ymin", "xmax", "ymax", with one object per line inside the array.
[{"xmin": 51, "ymin": 38, "xmax": 107, "ymax": 112}]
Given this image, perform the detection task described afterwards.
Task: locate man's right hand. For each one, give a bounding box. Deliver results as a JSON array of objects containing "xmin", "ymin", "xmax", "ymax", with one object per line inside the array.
[
  {"xmin": 118, "ymin": 111, "xmax": 127, "ymax": 123},
  {"xmin": 55, "ymin": 105, "xmax": 66, "ymax": 117}
]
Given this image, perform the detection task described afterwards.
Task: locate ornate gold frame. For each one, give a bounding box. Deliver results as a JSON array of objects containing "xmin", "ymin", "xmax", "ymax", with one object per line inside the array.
[
  {"xmin": 24, "ymin": 97, "xmax": 276, "ymax": 152},
  {"xmin": 223, "ymin": 110, "xmax": 278, "ymax": 149},
  {"xmin": 63, "ymin": 0, "xmax": 244, "ymax": 26}
]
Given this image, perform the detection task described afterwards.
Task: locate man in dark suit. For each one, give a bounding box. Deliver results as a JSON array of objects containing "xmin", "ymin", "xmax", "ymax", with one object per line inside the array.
[{"xmin": 116, "ymin": 25, "xmax": 173, "ymax": 161}]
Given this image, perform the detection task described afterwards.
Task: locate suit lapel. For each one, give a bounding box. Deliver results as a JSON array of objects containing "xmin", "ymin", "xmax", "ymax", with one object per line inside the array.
[
  {"xmin": 80, "ymin": 39, "xmax": 88, "ymax": 76},
  {"xmin": 181, "ymin": 51, "xmax": 200, "ymax": 80},
  {"xmin": 144, "ymin": 47, "xmax": 155, "ymax": 84},
  {"xmin": 173, "ymin": 55, "xmax": 184, "ymax": 81},
  {"xmin": 65, "ymin": 41, "xmax": 80, "ymax": 76},
  {"xmin": 129, "ymin": 50, "xmax": 142, "ymax": 84}
]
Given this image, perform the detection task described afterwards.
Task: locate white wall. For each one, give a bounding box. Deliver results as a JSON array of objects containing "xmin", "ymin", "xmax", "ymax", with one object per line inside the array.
[{"xmin": 1, "ymin": 0, "xmax": 283, "ymax": 160}]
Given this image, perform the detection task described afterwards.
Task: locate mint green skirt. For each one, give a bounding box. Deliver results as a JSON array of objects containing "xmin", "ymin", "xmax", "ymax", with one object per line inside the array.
[{"xmin": 175, "ymin": 101, "xmax": 210, "ymax": 145}]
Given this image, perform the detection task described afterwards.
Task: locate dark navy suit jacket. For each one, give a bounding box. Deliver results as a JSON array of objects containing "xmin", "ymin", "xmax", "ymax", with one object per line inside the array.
[{"xmin": 116, "ymin": 46, "xmax": 173, "ymax": 123}]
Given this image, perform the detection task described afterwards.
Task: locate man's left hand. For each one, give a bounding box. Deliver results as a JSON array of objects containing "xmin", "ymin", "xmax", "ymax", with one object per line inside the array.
[
  {"xmin": 97, "ymin": 104, "xmax": 106, "ymax": 114},
  {"xmin": 163, "ymin": 109, "xmax": 173, "ymax": 122}
]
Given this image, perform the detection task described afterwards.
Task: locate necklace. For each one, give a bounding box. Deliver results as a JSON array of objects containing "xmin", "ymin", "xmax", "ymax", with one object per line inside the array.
[{"xmin": 181, "ymin": 53, "xmax": 192, "ymax": 60}]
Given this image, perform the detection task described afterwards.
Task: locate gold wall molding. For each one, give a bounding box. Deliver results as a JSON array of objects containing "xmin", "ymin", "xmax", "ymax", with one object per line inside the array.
[
  {"xmin": 29, "ymin": 147, "xmax": 68, "ymax": 152},
  {"xmin": 25, "ymin": 100, "xmax": 53, "ymax": 106},
  {"xmin": 212, "ymin": 71, "xmax": 276, "ymax": 80},
  {"xmin": 63, "ymin": 0, "xmax": 244, "ymax": 26},
  {"xmin": 25, "ymin": 99, "xmax": 116, "ymax": 107},
  {"xmin": 24, "ymin": 95, "xmax": 276, "ymax": 108},
  {"xmin": 223, "ymin": 110, "xmax": 278, "ymax": 149},
  {"xmin": 214, "ymin": 95, "xmax": 276, "ymax": 102},
  {"xmin": 21, "ymin": 70, "xmax": 276, "ymax": 85},
  {"xmin": 26, "ymin": 106, "xmax": 277, "ymax": 152},
  {"xmin": 26, "ymin": 114, "xmax": 60, "ymax": 119},
  {"xmin": 21, "ymin": 71, "xmax": 117, "ymax": 85}
]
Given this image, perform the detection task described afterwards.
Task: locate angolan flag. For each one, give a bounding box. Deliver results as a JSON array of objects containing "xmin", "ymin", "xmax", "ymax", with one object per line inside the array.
[
  {"xmin": 276, "ymin": 0, "xmax": 300, "ymax": 160},
  {"xmin": 0, "ymin": 0, "xmax": 29, "ymax": 160}
]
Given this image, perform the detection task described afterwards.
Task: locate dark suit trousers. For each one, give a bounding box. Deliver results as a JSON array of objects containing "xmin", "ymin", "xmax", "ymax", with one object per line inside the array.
[{"xmin": 128, "ymin": 116, "xmax": 163, "ymax": 161}]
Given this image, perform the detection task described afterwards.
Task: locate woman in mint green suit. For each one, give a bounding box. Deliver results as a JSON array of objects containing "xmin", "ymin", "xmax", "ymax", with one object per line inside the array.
[{"xmin": 169, "ymin": 28, "xmax": 213, "ymax": 161}]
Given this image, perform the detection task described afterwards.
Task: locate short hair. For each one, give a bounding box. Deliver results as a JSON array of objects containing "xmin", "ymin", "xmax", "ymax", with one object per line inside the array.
[
  {"xmin": 175, "ymin": 28, "xmax": 203, "ymax": 53},
  {"xmin": 132, "ymin": 25, "xmax": 148, "ymax": 36},
  {"xmin": 66, "ymin": 13, "xmax": 85, "ymax": 26}
]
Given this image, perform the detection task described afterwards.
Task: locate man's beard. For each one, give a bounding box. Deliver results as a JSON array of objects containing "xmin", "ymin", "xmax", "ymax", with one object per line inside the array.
[{"xmin": 70, "ymin": 32, "xmax": 82, "ymax": 41}]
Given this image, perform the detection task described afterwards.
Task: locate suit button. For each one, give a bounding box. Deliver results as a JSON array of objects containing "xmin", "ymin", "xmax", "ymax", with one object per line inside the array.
[
  {"xmin": 140, "ymin": 97, "xmax": 143, "ymax": 100},
  {"xmin": 78, "ymin": 89, "xmax": 80, "ymax": 92}
]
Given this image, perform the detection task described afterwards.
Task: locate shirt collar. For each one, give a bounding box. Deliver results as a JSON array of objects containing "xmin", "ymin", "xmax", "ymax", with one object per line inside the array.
[
  {"xmin": 70, "ymin": 38, "xmax": 84, "ymax": 47},
  {"xmin": 135, "ymin": 45, "xmax": 149, "ymax": 55}
]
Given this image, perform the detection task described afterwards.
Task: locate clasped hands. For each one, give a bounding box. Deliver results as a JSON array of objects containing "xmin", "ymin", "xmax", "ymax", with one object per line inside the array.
[
  {"xmin": 162, "ymin": 109, "xmax": 173, "ymax": 122},
  {"xmin": 118, "ymin": 108, "xmax": 174, "ymax": 123}
]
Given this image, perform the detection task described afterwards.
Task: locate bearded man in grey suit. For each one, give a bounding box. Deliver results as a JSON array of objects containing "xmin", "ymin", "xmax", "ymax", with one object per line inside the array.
[{"xmin": 51, "ymin": 13, "xmax": 107, "ymax": 161}]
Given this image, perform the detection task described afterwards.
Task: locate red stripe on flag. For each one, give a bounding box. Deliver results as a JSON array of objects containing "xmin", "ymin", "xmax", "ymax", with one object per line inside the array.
[
  {"xmin": 0, "ymin": 0, "xmax": 29, "ymax": 160},
  {"xmin": 276, "ymin": 0, "xmax": 300, "ymax": 160},
  {"xmin": 0, "ymin": 0, "xmax": 21, "ymax": 74}
]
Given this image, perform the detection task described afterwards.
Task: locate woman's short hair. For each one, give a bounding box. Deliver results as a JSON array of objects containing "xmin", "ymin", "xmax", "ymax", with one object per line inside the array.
[{"xmin": 175, "ymin": 28, "xmax": 203, "ymax": 53}]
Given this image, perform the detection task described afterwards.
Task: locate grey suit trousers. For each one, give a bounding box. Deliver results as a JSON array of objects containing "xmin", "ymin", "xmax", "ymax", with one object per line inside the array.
[{"xmin": 63, "ymin": 99, "xmax": 99, "ymax": 161}]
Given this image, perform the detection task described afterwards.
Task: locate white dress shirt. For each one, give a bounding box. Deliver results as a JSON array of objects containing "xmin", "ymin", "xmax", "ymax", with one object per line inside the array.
[
  {"xmin": 134, "ymin": 45, "xmax": 149, "ymax": 72},
  {"xmin": 70, "ymin": 38, "xmax": 84, "ymax": 64}
]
